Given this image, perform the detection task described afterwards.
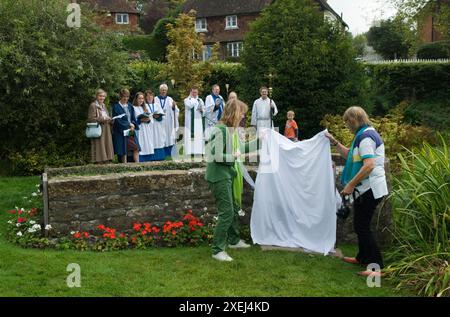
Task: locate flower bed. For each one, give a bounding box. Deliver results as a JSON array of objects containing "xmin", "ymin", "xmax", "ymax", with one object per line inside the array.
[{"xmin": 6, "ymin": 207, "xmax": 216, "ymax": 251}]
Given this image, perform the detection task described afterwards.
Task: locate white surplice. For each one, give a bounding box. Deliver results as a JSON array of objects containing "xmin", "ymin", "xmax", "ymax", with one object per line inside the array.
[
  {"xmin": 251, "ymin": 97, "xmax": 278, "ymax": 130},
  {"xmin": 154, "ymin": 96, "xmax": 179, "ymax": 147},
  {"xmin": 145, "ymin": 102, "xmax": 166, "ymax": 150},
  {"xmin": 133, "ymin": 105, "xmax": 154, "ymax": 155},
  {"xmin": 204, "ymin": 94, "xmax": 225, "ymax": 140},
  {"xmin": 184, "ymin": 96, "xmax": 205, "ymax": 155},
  {"xmin": 250, "ymin": 129, "xmax": 337, "ymax": 255}
]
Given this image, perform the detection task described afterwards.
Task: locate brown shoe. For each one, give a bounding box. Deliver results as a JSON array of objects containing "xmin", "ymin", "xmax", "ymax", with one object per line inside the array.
[
  {"xmin": 357, "ymin": 270, "xmax": 384, "ymax": 277},
  {"xmin": 343, "ymin": 257, "xmax": 360, "ymax": 265}
]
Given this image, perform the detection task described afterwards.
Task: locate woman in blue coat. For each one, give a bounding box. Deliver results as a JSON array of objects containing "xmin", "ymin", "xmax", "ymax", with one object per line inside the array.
[{"xmin": 112, "ymin": 89, "xmax": 141, "ymax": 163}]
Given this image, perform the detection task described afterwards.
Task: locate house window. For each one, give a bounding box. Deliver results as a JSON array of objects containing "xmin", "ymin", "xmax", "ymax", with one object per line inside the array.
[
  {"xmin": 116, "ymin": 13, "xmax": 129, "ymax": 25},
  {"xmin": 203, "ymin": 45, "xmax": 213, "ymax": 61},
  {"xmin": 195, "ymin": 18, "xmax": 207, "ymax": 32},
  {"xmin": 225, "ymin": 15, "xmax": 238, "ymax": 30},
  {"xmin": 227, "ymin": 42, "xmax": 243, "ymax": 57}
]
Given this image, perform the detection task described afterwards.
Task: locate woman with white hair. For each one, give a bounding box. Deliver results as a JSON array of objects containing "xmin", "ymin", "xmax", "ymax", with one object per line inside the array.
[
  {"xmin": 154, "ymin": 83, "xmax": 179, "ymax": 159},
  {"xmin": 326, "ymin": 106, "xmax": 388, "ymax": 277}
]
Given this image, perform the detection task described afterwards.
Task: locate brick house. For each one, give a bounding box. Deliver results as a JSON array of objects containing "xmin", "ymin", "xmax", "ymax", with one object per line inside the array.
[
  {"xmin": 418, "ymin": 0, "xmax": 450, "ymax": 43},
  {"xmin": 84, "ymin": 0, "xmax": 141, "ymax": 34},
  {"xmin": 182, "ymin": 0, "xmax": 347, "ymax": 60}
]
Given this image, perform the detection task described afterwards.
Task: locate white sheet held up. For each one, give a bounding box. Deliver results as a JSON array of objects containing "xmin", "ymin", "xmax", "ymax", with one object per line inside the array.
[{"xmin": 250, "ymin": 129, "xmax": 337, "ymax": 255}]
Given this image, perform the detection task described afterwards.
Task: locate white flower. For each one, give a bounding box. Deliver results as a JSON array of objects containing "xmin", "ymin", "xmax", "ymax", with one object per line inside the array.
[
  {"xmin": 16, "ymin": 223, "xmax": 21, "ymax": 227},
  {"xmin": 7, "ymin": 220, "xmax": 13, "ymax": 224},
  {"xmin": 70, "ymin": 231, "xmax": 75, "ymax": 235},
  {"xmin": 31, "ymin": 192, "xmax": 38, "ymax": 197},
  {"xmin": 28, "ymin": 228, "xmax": 36, "ymax": 233},
  {"xmin": 32, "ymin": 224, "xmax": 41, "ymax": 230},
  {"xmin": 21, "ymin": 208, "xmax": 25, "ymax": 212},
  {"xmin": 203, "ymin": 207, "xmax": 208, "ymax": 211},
  {"xmin": 29, "ymin": 220, "xmax": 36, "ymax": 225},
  {"xmin": 16, "ymin": 232, "xmax": 23, "ymax": 237},
  {"xmin": 23, "ymin": 197, "xmax": 28, "ymax": 199},
  {"xmin": 35, "ymin": 184, "xmax": 39, "ymax": 187},
  {"xmin": 15, "ymin": 206, "xmax": 18, "ymax": 210},
  {"xmin": 213, "ymin": 216, "xmax": 218, "ymax": 221},
  {"xmin": 165, "ymin": 202, "xmax": 169, "ymax": 207},
  {"xmin": 45, "ymin": 224, "xmax": 52, "ymax": 230},
  {"xmin": 238, "ymin": 209, "xmax": 246, "ymax": 217}
]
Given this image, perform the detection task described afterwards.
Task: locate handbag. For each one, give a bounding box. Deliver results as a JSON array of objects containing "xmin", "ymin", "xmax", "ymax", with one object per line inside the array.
[{"xmin": 86, "ymin": 122, "xmax": 102, "ymax": 139}]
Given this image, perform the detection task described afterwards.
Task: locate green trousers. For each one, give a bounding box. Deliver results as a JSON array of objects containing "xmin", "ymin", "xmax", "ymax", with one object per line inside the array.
[{"xmin": 208, "ymin": 179, "xmax": 241, "ymax": 255}]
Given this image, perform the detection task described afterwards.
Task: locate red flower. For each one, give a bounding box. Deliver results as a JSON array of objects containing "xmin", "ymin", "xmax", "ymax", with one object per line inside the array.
[
  {"xmin": 141, "ymin": 230, "xmax": 148, "ymax": 235},
  {"xmin": 18, "ymin": 210, "xmax": 23, "ymax": 215},
  {"xmin": 172, "ymin": 230, "xmax": 177, "ymax": 236},
  {"xmin": 103, "ymin": 233, "xmax": 109, "ymax": 238},
  {"xmin": 144, "ymin": 222, "xmax": 151, "ymax": 230},
  {"xmin": 119, "ymin": 233, "xmax": 126, "ymax": 239},
  {"xmin": 110, "ymin": 234, "xmax": 116, "ymax": 239},
  {"xmin": 17, "ymin": 217, "xmax": 27, "ymax": 223},
  {"xmin": 7, "ymin": 209, "xmax": 17, "ymax": 214},
  {"xmin": 83, "ymin": 232, "xmax": 89, "ymax": 238},
  {"xmin": 133, "ymin": 223, "xmax": 142, "ymax": 231},
  {"xmin": 131, "ymin": 237, "xmax": 137, "ymax": 243},
  {"xmin": 74, "ymin": 232, "xmax": 81, "ymax": 238},
  {"xmin": 29, "ymin": 208, "xmax": 38, "ymax": 216},
  {"xmin": 152, "ymin": 226, "xmax": 160, "ymax": 233},
  {"xmin": 97, "ymin": 224, "xmax": 106, "ymax": 231}
]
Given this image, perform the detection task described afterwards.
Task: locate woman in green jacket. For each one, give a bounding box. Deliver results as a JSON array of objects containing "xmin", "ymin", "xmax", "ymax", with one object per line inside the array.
[{"xmin": 205, "ymin": 99, "xmax": 258, "ymax": 262}]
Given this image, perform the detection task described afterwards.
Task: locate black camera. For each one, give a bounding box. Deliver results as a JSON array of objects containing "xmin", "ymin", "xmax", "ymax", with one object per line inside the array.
[{"xmin": 336, "ymin": 195, "xmax": 352, "ymax": 219}]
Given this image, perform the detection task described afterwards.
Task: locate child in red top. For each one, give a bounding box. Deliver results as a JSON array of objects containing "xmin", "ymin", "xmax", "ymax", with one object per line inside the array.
[{"xmin": 284, "ymin": 110, "xmax": 298, "ymax": 142}]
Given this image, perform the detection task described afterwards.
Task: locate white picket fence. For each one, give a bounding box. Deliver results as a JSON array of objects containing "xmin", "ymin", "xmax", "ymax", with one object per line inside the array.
[{"xmin": 365, "ymin": 58, "xmax": 450, "ymax": 64}]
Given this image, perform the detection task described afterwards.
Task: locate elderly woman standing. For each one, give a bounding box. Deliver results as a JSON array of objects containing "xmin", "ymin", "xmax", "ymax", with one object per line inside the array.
[
  {"xmin": 326, "ymin": 106, "xmax": 388, "ymax": 276},
  {"xmin": 87, "ymin": 89, "xmax": 114, "ymax": 164}
]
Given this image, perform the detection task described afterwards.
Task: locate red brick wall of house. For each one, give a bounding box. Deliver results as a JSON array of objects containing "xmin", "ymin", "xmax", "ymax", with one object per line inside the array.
[
  {"xmin": 92, "ymin": 12, "xmax": 140, "ymax": 33},
  {"xmin": 200, "ymin": 13, "xmax": 259, "ymax": 59}
]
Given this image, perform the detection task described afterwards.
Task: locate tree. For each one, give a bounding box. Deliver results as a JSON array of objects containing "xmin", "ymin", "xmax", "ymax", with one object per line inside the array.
[
  {"xmin": 366, "ymin": 18, "xmax": 413, "ymax": 59},
  {"xmin": 352, "ymin": 34, "xmax": 368, "ymax": 57},
  {"xmin": 391, "ymin": 0, "xmax": 450, "ymax": 41},
  {"xmin": 160, "ymin": 10, "xmax": 218, "ymax": 99},
  {"xmin": 139, "ymin": 0, "xmax": 169, "ymax": 34},
  {"xmin": 241, "ymin": 0, "xmax": 366, "ymax": 137},
  {"xmin": 0, "ymin": 0, "xmax": 128, "ymax": 174}
]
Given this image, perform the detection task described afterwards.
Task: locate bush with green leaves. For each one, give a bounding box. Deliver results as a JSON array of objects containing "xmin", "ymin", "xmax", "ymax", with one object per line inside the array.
[
  {"xmin": 416, "ymin": 41, "xmax": 450, "ymax": 59},
  {"xmin": 240, "ymin": 0, "xmax": 366, "ymax": 138},
  {"xmin": 0, "ymin": 0, "xmax": 129, "ymax": 175},
  {"xmin": 386, "ymin": 136, "xmax": 450, "ymax": 297}
]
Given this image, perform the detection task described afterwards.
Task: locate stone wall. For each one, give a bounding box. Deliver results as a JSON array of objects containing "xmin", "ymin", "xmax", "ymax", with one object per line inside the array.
[{"xmin": 44, "ymin": 158, "xmax": 392, "ymax": 247}]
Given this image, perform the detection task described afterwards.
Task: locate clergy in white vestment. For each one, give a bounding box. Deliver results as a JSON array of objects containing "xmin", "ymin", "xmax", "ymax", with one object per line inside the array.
[
  {"xmin": 144, "ymin": 90, "xmax": 166, "ymax": 161},
  {"xmin": 133, "ymin": 92, "xmax": 154, "ymax": 162},
  {"xmin": 184, "ymin": 87, "xmax": 205, "ymax": 156},
  {"xmin": 251, "ymin": 86, "xmax": 278, "ymax": 133},
  {"xmin": 204, "ymin": 84, "xmax": 225, "ymax": 140},
  {"xmin": 154, "ymin": 84, "xmax": 179, "ymax": 158}
]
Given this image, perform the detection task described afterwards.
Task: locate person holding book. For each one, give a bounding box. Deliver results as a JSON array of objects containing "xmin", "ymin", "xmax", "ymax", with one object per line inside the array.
[
  {"xmin": 112, "ymin": 89, "xmax": 140, "ymax": 163},
  {"xmin": 205, "ymin": 99, "xmax": 260, "ymax": 262},
  {"xmin": 87, "ymin": 89, "xmax": 114, "ymax": 164},
  {"xmin": 133, "ymin": 91, "xmax": 154, "ymax": 162},
  {"xmin": 144, "ymin": 90, "xmax": 166, "ymax": 161}
]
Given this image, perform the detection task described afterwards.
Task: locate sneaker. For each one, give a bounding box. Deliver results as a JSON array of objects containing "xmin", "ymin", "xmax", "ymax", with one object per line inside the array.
[
  {"xmin": 228, "ymin": 240, "xmax": 251, "ymax": 249},
  {"xmin": 212, "ymin": 251, "xmax": 233, "ymax": 262}
]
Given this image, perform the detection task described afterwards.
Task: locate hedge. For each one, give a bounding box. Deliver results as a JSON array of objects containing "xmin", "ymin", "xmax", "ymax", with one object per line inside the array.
[{"xmin": 416, "ymin": 41, "xmax": 450, "ymax": 59}]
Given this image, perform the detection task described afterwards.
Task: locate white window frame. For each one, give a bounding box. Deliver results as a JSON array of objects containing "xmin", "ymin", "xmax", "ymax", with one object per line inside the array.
[
  {"xmin": 227, "ymin": 42, "xmax": 243, "ymax": 58},
  {"xmin": 116, "ymin": 13, "xmax": 129, "ymax": 25},
  {"xmin": 225, "ymin": 15, "xmax": 238, "ymax": 30},
  {"xmin": 195, "ymin": 18, "xmax": 208, "ymax": 32},
  {"xmin": 202, "ymin": 45, "xmax": 213, "ymax": 61}
]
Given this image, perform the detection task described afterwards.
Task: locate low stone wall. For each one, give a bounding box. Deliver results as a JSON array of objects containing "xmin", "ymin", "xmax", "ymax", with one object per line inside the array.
[{"xmin": 43, "ymin": 158, "xmax": 392, "ymax": 247}]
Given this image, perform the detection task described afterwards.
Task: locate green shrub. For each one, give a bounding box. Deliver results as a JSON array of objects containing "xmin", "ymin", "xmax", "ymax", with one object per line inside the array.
[
  {"xmin": 122, "ymin": 34, "xmax": 166, "ymax": 61},
  {"xmin": 417, "ymin": 41, "xmax": 450, "ymax": 59},
  {"xmin": 386, "ymin": 136, "xmax": 450, "ymax": 297}
]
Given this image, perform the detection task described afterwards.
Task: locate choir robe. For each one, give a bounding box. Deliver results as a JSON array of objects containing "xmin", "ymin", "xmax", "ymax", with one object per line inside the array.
[
  {"xmin": 133, "ymin": 105, "xmax": 154, "ymax": 160},
  {"xmin": 154, "ymin": 95, "xmax": 179, "ymax": 156},
  {"xmin": 204, "ymin": 93, "xmax": 225, "ymax": 140},
  {"xmin": 146, "ymin": 101, "xmax": 166, "ymax": 161},
  {"xmin": 184, "ymin": 95, "xmax": 206, "ymax": 155},
  {"xmin": 112, "ymin": 102, "xmax": 140, "ymax": 157},
  {"xmin": 251, "ymin": 97, "xmax": 278, "ymax": 130}
]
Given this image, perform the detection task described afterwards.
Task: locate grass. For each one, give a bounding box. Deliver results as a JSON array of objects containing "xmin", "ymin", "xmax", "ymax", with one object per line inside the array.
[{"xmin": 0, "ymin": 176, "xmax": 410, "ymax": 297}]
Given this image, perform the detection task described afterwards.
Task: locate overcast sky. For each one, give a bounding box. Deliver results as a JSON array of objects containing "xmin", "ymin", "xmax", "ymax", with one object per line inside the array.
[{"xmin": 327, "ymin": 0, "xmax": 398, "ymax": 35}]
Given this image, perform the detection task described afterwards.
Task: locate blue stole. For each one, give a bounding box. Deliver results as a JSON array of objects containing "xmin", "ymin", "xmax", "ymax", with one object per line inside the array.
[
  {"xmin": 146, "ymin": 102, "xmax": 155, "ymax": 114},
  {"xmin": 158, "ymin": 96, "xmax": 167, "ymax": 110},
  {"xmin": 212, "ymin": 94, "xmax": 223, "ymax": 120},
  {"xmin": 340, "ymin": 125, "xmax": 369, "ymax": 186}
]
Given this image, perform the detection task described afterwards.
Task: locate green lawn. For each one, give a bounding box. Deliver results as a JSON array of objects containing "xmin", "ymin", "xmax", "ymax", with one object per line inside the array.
[{"xmin": 0, "ymin": 176, "xmax": 409, "ymax": 297}]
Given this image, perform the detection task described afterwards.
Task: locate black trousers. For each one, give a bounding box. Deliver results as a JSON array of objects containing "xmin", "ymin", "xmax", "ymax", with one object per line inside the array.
[{"xmin": 353, "ymin": 189, "xmax": 384, "ymax": 269}]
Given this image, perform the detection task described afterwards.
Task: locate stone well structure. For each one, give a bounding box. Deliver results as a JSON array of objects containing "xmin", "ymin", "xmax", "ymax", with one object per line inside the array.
[{"xmin": 42, "ymin": 157, "xmax": 392, "ymax": 247}]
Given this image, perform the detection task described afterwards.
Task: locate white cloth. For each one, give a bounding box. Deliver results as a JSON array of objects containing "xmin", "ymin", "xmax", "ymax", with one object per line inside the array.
[
  {"xmin": 251, "ymin": 97, "xmax": 278, "ymax": 130},
  {"xmin": 204, "ymin": 94, "xmax": 225, "ymax": 140},
  {"xmin": 145, "ymin": 102, "xmax": 166, "ymax": 149},
  {"xmin": 134, "ymin": 105, "xmax": 154, "ymax": 155},
  {"xmin": 184, "ymin": 96, "xmax": 205, "ymax": 155},
  {"xmin": 250, "ymin": 130, "xmax": 337, "ymax": 255},
  {"xmin": 155, "ymin": 96, "xmax": 179, "ymax": 147}
]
